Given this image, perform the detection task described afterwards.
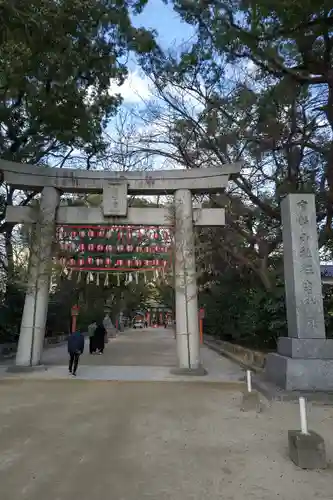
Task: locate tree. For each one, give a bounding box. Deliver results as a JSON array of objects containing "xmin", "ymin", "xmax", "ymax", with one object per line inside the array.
[
  {"xmin": 167, "ymin": 0, "xmax": 333, "ymax": 236},
  {"xmin": 131, "ymin": 5, "xmax": 333, "ymax": 345},
  {"xmin": 119, "ymin": 1, "xmax": 333, "ymax": 348},
  {"xmin": 127, "ymin": 52, "xmax": 329, "ymax": 288},
  {"xmin": 0, "ymin": 0, "xmax": 157, "ymax": 276}
]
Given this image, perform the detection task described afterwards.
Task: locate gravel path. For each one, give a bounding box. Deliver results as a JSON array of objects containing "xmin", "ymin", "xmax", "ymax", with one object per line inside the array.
[{"xmin": 0, "ymin": 379, "xmax": 332, "ymax": 500}]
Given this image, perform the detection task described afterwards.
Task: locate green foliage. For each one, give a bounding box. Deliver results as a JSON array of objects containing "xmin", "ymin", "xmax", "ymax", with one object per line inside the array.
[
  {"xmin": 199, "ymin": 269, "xmax": 286, "ymax": 349},
  {"xmin": 48, "ymin": 272, "xmax": 153, "ymax": 331},
  {"xmin": 137, "ymin": 0, "xmax": 333, "ymax": 348},
  {"xmin": 169, "ymin": 0, "xmax": 333, "ymax": 83},
  {"xmin": 154, "ymin": 279, "xmax": 174, "ymax": 310},
  {"xmin": 0, "ymin": 0, "xmax": 156, "ymax": 161},
  {"xmin": 0, "ymin": 0, "xmax": 157, "ymax": 317},
  {"xmin": 200, "ymin": 268, "xmax": 333, "ymax": 350},
  {"xmin": 0, "ymin": 283, "xmax": 25, "ymax": 342}
]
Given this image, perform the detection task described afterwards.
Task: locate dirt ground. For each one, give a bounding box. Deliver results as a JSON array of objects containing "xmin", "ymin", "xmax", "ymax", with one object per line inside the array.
[{"xmin": 0, "ymin": 379, "xmax": 332, "ymax": 500}]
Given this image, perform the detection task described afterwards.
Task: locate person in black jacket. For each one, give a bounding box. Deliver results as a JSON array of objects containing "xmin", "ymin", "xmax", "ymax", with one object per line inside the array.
[
  {"xmin": 94, "ymin": 323, "xmax": 107, "ymax": 354},
  {"xmin": 67, "ymin": 330, "xmax": 85, "ymax": 376}
]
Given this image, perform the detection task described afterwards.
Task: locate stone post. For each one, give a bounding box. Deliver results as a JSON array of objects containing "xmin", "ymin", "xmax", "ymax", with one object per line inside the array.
[
  {"xmin": 172, "ymin": 189, "xmax": 204, "ymax": 374},
  {"xmin": 265, "ymin": 194, "xmax": 333, "ymax": 390},
  {"xmin": 15, "ymin": 187, "xmax": 60, "ymax": 367}
]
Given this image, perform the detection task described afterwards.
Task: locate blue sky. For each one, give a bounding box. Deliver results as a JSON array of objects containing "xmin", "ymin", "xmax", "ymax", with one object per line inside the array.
[
  {"xmin": 108, "ymin": 0, "xmax": 194, "ymax": 105},
  {"xmin": 133, "ymin": 0, "xmax": 194, "ymax": 50}
]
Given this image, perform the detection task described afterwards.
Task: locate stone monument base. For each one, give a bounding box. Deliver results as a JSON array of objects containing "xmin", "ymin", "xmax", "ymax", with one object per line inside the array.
[
  {"xmin": 277, "ymin": 337, "xmax": 333, "ymax": 359},
  {"xmin": 241, "ymin": 391, "xmax": 261, "ymax": 412},
  {"xmin": 265, "ymin": 352, "xmax": 333, "ymax": 391},
  {"xmin": 288, "ymin": 430, "xmax": 327, "ymax": 469}
]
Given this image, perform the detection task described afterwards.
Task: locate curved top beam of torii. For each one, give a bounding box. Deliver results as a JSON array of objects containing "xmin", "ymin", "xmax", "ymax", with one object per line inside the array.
[{"xmin": 0, "ymin": 159, "xmax": 242, "ymax": 195}]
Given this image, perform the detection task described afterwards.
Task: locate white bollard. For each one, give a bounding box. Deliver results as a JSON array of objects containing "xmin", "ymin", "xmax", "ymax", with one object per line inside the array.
[
  {"xmin": 246, "ymin": 370, "xmax": 252, "ymax": 393},
  {"xmin": 299, "ymin": 397, "xmax": 309, "ymax": 435},
  {"xmin": 287, "ymin": 396, "xmax": 327, "ymax": 469},
  {"xmin": 241, "ymin": 369, "xmax": 260, "ymax": 412}
]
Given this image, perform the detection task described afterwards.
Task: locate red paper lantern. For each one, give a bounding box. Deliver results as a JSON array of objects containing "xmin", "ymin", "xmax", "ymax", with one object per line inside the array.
[
  {"xmin": 105, "ymin": 257, "xmax": 111, "ymax": 265},
  {"xmin": 88, "ymin": 230, "xmax": 94, "ymax": 238},
  {"xmin": 98, "ymin": 229, "xmax": 105, "ymax": 238},
  {"xmin": 79, "ymin": 243, "xmax": 85, "ymax": 251},
  {"xmin": 96, "ymin": 244, "xmax": 104, "ymax": 252},
  {"xmin": 88, "ymin": 243, "xmax": 94, "ymax": 251},
  {"xmin": 69, "ymin": 258, "xmax": 76, "ymax": 266},
  {"xmin": 79, "ymin": 230, "xmax": 86, "ymax": 238},
  {"xmin": 87, "ymin": 257, "xmax": 93, "ymax": 265},
  {"xmin": 78, "ymin": 258, "xmax": 85, "ymax": 266},
  {"xmin": 105, "ymin": 244, "xmax": 113, "ymax": 252}
]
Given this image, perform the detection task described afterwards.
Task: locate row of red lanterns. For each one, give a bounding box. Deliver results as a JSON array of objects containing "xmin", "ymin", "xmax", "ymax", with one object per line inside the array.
[
  {"xmin": 58, "ymin": 242, "xmax": 171, "ymax": 253},
  {"xmin": 59, "ymin": 257, "xmax": 168, "ymax": 267},
  {"xmin": 58, "ymin": 227, "xmax": 171, "ymax": 241}
]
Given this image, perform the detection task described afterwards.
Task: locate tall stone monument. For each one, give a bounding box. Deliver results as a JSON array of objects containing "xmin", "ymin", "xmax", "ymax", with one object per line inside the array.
[{"xmin": 266, "ymin": 194, "xmax": 333, "ymax": 391}]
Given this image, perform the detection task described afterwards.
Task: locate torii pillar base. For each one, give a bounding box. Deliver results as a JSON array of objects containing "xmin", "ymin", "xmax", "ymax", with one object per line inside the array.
[{"xmin": 170, "ymin": 365, "xmax": 208, "ymax": 377}]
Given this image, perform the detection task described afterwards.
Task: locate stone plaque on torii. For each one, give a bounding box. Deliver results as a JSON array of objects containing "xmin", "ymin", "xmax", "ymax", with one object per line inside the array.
[
  {"xmin": 1, "ymin": 159, "xmax": 241, "ymax": 373},
  {"xmin": 102, "ymin": 182, "xmax": 128, "ymax": 217}
]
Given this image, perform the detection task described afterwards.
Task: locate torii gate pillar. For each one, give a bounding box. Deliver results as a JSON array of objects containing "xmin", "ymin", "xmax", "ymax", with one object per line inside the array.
[
  {"xmin": 173, "ymin": 189, "xmax": 201, "ymax": 373},
  {"xmin": 16, "ymin": 187, "xmax": 60, "ymax": 367},
  {"xmin": 1, "ymin": 160, "xmax": 242, "ymax": 371}
]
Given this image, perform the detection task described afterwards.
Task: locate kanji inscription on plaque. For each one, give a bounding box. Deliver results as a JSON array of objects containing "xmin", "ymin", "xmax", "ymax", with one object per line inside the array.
[{"xmin": 103, "ymin": 182, "xmax": 128, "ymax": 216}]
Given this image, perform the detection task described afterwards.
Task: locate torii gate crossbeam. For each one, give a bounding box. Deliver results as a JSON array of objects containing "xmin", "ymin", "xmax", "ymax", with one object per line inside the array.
[{"xmin": 1, "ymin": 160, "xmax": 241, "ymax": 374}]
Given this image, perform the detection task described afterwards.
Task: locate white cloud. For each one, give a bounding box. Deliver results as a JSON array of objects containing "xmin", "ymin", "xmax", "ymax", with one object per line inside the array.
[
  {"xmin": 246, "ymin": 60, "xmax": 257, "ymax": 75},
  {"xmin": 109, "ymin": 71, "xmax": 152, "ymax": 104}
]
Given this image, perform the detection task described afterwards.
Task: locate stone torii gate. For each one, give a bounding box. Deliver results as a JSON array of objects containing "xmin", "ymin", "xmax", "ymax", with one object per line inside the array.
[{"xmin": 2, "ymin": 160, "xmax": 241, "ymax": 373}]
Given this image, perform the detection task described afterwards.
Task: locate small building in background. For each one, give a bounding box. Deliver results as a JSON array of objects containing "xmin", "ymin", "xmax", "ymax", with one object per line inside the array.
[{"xmin": 321, "ymin": 264, "xmax": 333, "ymax": 286}]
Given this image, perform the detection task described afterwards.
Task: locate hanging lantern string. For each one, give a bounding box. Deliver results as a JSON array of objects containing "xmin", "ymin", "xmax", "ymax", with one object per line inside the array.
[{"xmin": 57, "ymin": 224, "xmax": 171, "ymax": 279}]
